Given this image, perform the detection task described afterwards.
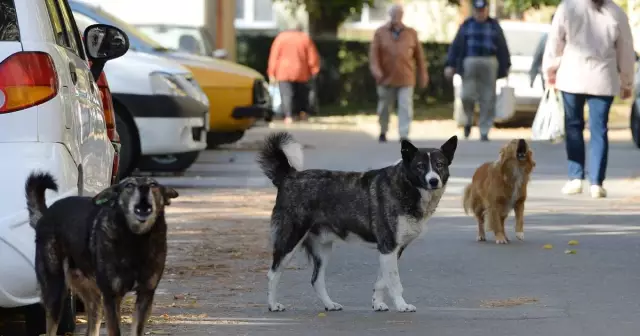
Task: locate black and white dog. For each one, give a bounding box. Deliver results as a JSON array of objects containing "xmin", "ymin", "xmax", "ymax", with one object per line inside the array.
[{"xmin": 257, "ymin": 132, "xmax": 457, "ymax": 313}]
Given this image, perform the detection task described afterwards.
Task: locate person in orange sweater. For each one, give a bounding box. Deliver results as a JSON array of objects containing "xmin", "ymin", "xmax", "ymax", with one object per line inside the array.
[
  {"xmin": 267, "ymin": 23, "xmax": 321, "ymax": 124},
  {"xmin": 369, "ymin": 4, "xmax": 428, "ymax": 142}
]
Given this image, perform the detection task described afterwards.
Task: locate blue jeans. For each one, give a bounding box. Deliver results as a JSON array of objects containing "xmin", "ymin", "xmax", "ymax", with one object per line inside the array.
[{"xmin": 561, "ymin": 92, "xmax": 614, "ymax": 186}]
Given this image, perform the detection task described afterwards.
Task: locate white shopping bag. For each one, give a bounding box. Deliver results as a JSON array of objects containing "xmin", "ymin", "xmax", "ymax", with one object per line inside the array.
[
  {"xmin": 494, "ymin": 81, "xmax": 516, "ymax": 122},
  {"xmin": 268, "ymin": 82, "xmax": 283, "ymax": 116},
  {"xmin": 531, "ymin": 88, "xmax": 565, "ymax": 141}
]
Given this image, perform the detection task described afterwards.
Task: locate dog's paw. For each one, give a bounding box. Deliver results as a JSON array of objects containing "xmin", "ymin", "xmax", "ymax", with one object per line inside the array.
[
  {"xmin": 324, "ymin": 302, "xmax": 343, "ymax": 311},
  {"xmin": 477, "ymin": 235, "xmax": 486, "ymax": 242},
  {"xmin": 396, "ymin": 303, "xmax": 417, "ymax": 312},
  {"xmin": 495, "ymin": 234, "xmax": 509, "ymax": 244},
  {"xmin": 516, "ymin": 232, "xmax": 524, "ymax": 241},
  {"xmin": 268, "ymin": 303, "xmax": 286, "ymax": 312},
  {"xmin": 372, "ymin": 301, "xmax": 389, "ymax": 312}
]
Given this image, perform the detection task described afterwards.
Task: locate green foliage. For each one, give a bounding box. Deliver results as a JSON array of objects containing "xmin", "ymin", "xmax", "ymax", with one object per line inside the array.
[
  {"xmin": 236, "ymin": 34, "xmax": 454, "ymax": 115},
  {"xmin": 275, "ymin": 0, "xmax": 376, "ymax": 36}
]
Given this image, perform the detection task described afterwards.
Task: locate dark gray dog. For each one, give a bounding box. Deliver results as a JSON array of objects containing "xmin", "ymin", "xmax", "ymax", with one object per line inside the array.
[
  {"xmin": 257, "ymin": 132, "xmax": 457, "ymax": 313},
  {"xmin": 26, "ymin": 172, "xmax": 178, "ymax": 336}
]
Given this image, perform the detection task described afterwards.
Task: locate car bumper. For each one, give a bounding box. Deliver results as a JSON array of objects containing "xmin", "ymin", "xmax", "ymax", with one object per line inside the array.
[
  {"xmin": 232, "ymin": 104, "xmax": 274, "ymax": 120},
  {"xmin": 0, "ymin": 143, "xmax": 79, "ymax": 308},
  {"xmin": 112, "ymin": 93, "xmax": 209, "ymax": 155}
]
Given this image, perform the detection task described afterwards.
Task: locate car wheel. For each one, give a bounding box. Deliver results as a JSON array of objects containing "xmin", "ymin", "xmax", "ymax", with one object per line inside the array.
[
  {"xmin": 631, "ymin": 103, "xmax": 640, "ymax": 149},
  {"xmin": 136, "ymin": 151, "xmax": 200, "ymax": 173},
  {"xmin": 115, "ymin": 111, "xmax": 139, "ymax": 180},
  {"xmin": 206, "ymin": 131, "xmax": 245, "ymax": 149},
  {"xmin": 24, "ymin": 294, "xmax": 76, "ymax": 336}
]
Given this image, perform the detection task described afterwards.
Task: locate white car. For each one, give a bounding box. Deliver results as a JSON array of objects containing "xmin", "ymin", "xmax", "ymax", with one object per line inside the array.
[
  {"xmin": 74, "ymin": 11, "xmax": 210, "ymax": 176},
  {"xmin": 0, "ymin": 0, "xmax": 127, "ymax": 333},
  {"xmin": 453, "ymin": 21, "xmax": 550, "ymax": 125}
]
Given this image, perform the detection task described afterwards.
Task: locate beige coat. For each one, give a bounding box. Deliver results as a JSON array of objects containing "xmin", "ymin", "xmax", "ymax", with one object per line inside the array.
[
  {"xmin": 542, "ymin": 0, "xmax": 635, "ymax": 97},
  {"xmin": 369, "ymin": 23, "xmax": 427, "ymax": 87}
]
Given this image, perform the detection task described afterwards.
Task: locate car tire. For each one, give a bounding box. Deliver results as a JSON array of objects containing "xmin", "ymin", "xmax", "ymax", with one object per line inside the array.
[
  {"xmin": 206, "ymin": 131, "xmax": 245, "ymax": 149},
  {"xmin": 115, "ymin": 110, "xmax": 139, "ymax": 180},
  {"xmin": 631, "ymin": 103, "xmax": 640, "ymax": 149},
  {"xmin": 24, "ymin": 294, "xmax": 76, "ymax": 336},
  {"xmin": 136, "ymin": 151, "xmax": 200, "ymax": 173}
]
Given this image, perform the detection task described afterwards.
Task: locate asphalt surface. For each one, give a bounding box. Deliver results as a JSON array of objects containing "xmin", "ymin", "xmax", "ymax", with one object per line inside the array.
[{"xmin": 10, "ymin": 124, "xmax": 640, "ymax": 335}]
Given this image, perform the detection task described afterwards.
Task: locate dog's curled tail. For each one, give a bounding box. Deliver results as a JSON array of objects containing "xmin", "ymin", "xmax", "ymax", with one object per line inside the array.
[
  {"xmin": 257, "ymin": 132, "xmax": 303, "ymax": 188},
  {"xmin": 462, "ymin": 184, "xmax": 472, "ymax": 216},
  {"xmin": 25, "ymin": 171, "xmax": 58, "ymax": 228}
]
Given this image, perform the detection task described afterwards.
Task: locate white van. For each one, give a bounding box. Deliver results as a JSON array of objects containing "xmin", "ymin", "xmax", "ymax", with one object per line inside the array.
[{"xmin": 74, "ymin": 11, "xmax": 210, "ymax": 176}]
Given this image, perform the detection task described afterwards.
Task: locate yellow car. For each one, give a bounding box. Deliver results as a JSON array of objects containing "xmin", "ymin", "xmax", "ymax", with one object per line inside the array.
[{"xmin": 70, "ymin": 2, "xmax": 273, "ymax": 147}]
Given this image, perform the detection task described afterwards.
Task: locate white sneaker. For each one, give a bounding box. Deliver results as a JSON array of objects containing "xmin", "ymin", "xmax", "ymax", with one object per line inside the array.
[
  {"xmin": 590, "ymin": 185, "xmax": 607, "ymax": 198},
  {"xmin": 561, "ymin": 179, "xmax": 583, "ymax": 195}
]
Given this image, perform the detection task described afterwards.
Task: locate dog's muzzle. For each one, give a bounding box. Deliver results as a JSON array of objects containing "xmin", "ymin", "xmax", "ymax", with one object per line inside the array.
[
  {"xmin": 134, "ymin": 203, "xmax": 153, "ymax": 222},
  {"xmin": 516, "ymin": 139, "xmax": 527, "ymax": 160}
]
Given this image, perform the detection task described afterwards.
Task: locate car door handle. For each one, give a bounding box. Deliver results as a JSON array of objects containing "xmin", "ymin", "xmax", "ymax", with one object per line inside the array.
[{"xmin": 69, "ymin": 62, "xmax": 78, "ymax": 84}]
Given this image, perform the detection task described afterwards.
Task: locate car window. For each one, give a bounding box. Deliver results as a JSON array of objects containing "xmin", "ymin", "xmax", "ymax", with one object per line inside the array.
[
  {"xmin": 137, "ymin": 25, "xmax": 207, "ymax": 55},
  {"xmin": 55, "ymin": 0, "xmax": 85, "ymax": 59},
  {"xmin": 502, "ymin": 28, "xmax": 546, "ymax": 57},
  {"xmin": 92, "ymin": 6, "xmax": 166, "ymax": 50},
  {"xmin": 73, "ymin": 11, "xmax": 99, "ymax": 32},
  {"xmin": 0, "ymin": 0, "xmax": 20, "ymax": 41},
  {"xmin": 44, "ymin": 0, "xmax": 70, "ymax": 47}
]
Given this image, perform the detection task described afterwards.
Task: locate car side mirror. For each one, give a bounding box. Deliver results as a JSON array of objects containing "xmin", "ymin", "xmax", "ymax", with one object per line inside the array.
[
  {"xmin": 83, "ymin": 24, "xmax": 130, "ymax": 81},
  {"xmin": 212, "ymin": 48, "xmax": 228, "ymax": 60}
]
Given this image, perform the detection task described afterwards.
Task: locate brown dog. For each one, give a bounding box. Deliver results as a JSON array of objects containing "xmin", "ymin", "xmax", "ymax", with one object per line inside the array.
[{"xmin": 462, "ymin": 139, "xmax": 536, "ymax": 244}]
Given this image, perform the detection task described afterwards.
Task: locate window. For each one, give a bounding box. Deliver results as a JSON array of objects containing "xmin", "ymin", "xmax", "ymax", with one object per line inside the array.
[
  {"xmin": 0, "ymin": 0, "xmax": 20, "ymax": 41},
  {"xmin": 344, "ymin": 0, "xmax": 389, "ymax": 28},
  {"xmin": 235, "ymin": 0, "xmax": 276, "ymax": 29},
  {"xmin": 137, "ymin": 25, "xmax": 209, "ymax": 56},
  {"xmin": 45, "ymin": 0, "xmax": 70, "ymax": 47},
  {"xmin": 56, "ymin": 0, "xmax": 85, "ymax": 58}
]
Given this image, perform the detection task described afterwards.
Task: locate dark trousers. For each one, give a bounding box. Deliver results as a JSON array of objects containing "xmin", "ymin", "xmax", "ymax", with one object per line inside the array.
[
  {"xmin": 561, "ymin": 91, "xmax": 614, "ymax": 186},
  {"xmin": 278, "ymin": 81, "xmax": 310, "ymax": 118}
]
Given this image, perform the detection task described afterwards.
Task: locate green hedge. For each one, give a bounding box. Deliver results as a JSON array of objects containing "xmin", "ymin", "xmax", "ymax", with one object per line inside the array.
[{"xmin": 236, "ymin": 34, "xmax": 453, "ymax": 115}]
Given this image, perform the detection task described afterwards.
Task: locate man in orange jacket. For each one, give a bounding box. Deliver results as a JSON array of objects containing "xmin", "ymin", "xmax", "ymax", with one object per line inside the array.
[{"xmin": 267, "ymin": 23, "xmax": 321, "ymax": 124}]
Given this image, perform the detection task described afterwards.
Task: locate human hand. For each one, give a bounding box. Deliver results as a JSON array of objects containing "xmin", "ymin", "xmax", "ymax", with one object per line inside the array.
[
  {"xmin": 444, "ymin": 67, "xmax": 455, "ymax": 80},
  {"xmin": 621, "ymin": 87, "xmax": 633, "ymax": 100},
  {"xmin": 269, "ymin": 75, "xmax": 276, "ymax": 84},
  {"xmin": 372, "ymin": 69, "xmax": 383, "ymax": 83},
  {"xmin": 419, "ymin": 72, "xmax": 429, "ymax": 89}
]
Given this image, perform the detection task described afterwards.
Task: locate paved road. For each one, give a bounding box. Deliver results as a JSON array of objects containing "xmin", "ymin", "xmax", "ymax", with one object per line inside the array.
[{"xmin": 34, "ymin": 125, "xmax": 640, "ymax": 335}]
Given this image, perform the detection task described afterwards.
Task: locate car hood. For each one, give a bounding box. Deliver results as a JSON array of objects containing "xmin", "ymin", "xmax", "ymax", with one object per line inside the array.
[
  {"xmin": 102, "ymin": 50, "xmax": 192, "ymax": 95},
  {"xmin": 162, "ymin": 51, "xmax": 264, "ymax": 79},
  {"xmin": 105, "ymin": 50, "xmax": 191, "ymax": 75}
]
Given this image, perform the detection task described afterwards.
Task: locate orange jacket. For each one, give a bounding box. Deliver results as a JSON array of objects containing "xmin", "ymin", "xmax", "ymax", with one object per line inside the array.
[
  {"xmin": 267, "ymin": 30, "xmax": 320, "ymax": 83},
  {"xmin": 369, "ymin": 23, "xmax": 427, "ymax": 87}
]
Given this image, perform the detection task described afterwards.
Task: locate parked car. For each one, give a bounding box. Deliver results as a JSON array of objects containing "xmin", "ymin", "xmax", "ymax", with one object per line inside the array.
[
  {"xmin": 135, "ymin": 23, "xmax": 220, "ymax": 58},
  {"xmin": 74, "ymin": 10, "xmax": 210, "ymax": 175},
  {"xmin": 96, "ymin": 70, "xmax": 122, "ymax": 182},
  {"xmin": 70, "ymin": 0, "xmax": 274, "ymax": 148},
  {"xmin": 452, "ymin": 21, "xmax": 550, "ymax": 126},
  {"xmin": 0, "ymin": 0, "xmax": 128, "ymax": 333}
]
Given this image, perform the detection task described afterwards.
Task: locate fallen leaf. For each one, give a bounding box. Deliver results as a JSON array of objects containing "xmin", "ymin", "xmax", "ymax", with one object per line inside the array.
[
  {"xmin": 543, "ymin": 244, "xmax": 553, "ymax": 249},
  {"xmin": 564, "ymin": 249, "xmax": 577, "ymax": 254},
  {"xmin": 317, "ymin": 312, "xmax": 326, "ymax": 317},
  {"xmin": 568, "ymin": 240, "xmax": 579, "ymax": 246}
]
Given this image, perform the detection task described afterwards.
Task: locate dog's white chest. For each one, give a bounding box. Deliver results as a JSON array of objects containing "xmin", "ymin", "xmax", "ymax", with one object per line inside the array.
[
  {"xmin": 396, "ymin": 188, "xmax": 445, "ymax": 245},
  {"xmin": 507, "ymin": 170, "xmax": 524, "ymax": 210}
]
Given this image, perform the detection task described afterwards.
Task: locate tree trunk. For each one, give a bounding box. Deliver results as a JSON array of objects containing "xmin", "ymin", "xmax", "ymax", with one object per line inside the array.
[{"xmin": 308, "ymin": 17, "xmax": 340, "ymax": 39}]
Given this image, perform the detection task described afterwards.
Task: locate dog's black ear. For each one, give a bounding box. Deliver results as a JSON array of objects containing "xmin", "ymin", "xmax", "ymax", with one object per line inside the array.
[
  {"xmin": 93, "ymin": 185, "xmax": 119, "ymax": 206},
  {"xmin": 401, "ymin": 139, "xmax": 418, "ymax": 163},
  {"xmin": 440, "ymin": 135, "xmax": 458, "ymax": 165},
  {"xmin": 161, "ymin": 186, "xmax": 179, "ymax": 206}
]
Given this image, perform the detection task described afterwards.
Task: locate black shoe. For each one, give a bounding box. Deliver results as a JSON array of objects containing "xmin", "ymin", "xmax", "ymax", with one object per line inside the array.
[
  {"xmin": 463, "ymin": 126, "xmax": 471, "ymax": 139},
  {"xmin": 480, "ymin": 134, "xmax": 489, "ymax": 142},
  {"xmin": 379, "ymin": 134, "xmax": 387, "ymax": 142}
]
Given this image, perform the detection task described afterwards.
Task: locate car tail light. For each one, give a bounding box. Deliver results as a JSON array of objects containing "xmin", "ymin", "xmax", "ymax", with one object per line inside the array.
[
  {"xmin": 0, "ymin": 52, "xmax": 58, "ymax": 114},
  {"xmin": 96, "ymin": 71, "xmax": 118, "ymax": 141}
]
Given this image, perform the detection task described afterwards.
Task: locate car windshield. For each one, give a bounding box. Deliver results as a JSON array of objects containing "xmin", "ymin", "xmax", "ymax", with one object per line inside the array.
[
  {"xmin": 502, "ymin": 28, "xmax": 546, "ymax": 57},
  {"xmin": 91, "ymin": 6, "xmax": 171, "ymax": 52},
  {"xmin": 136, "ymin": 25, "xmax": 211, "ymax": 56},
  {"xmin": 0, "ymin": 0, "xmax": 20, "ymax": 41}
]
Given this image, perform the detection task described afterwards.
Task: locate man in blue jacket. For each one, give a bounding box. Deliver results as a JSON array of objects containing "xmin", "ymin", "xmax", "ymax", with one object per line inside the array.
[{"xmin": 444, "ymin": 0, "xmax": 511, "ymax": 141}]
